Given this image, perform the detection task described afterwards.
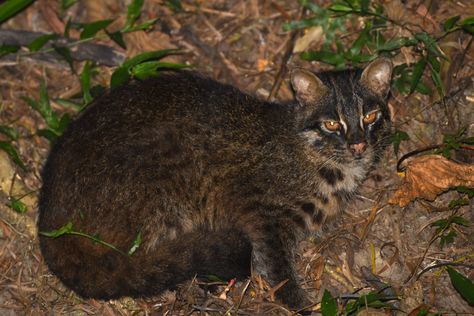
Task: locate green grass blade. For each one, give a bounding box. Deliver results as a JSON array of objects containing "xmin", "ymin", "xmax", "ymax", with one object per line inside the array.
[
  {"xmin": 0, "ymin": 125, "xmax": 18, "ymax": 140},
  {"xmin": 0, "ymin": 141, "xmax": 27, "ymax": 171},
  {"xmin": 80, "ymin": 61, "xmax": 93, "ymax": 105},
  {"xmin": 0, "ymin": 0, "xmax": 35, "ymax": 25}
]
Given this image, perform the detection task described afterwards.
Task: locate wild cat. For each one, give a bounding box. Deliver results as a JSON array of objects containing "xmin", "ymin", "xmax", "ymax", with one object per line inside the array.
[{"xmin": 38, "ymin": 58, "xmax": 392, "ymax": 308}]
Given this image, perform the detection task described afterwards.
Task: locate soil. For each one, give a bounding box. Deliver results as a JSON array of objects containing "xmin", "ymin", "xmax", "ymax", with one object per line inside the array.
[{"xmin": 0, "ymin": 0, "xmax": 473, "ymax": 315}]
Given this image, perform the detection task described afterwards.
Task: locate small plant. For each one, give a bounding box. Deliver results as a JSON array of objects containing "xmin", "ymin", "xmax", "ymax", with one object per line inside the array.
[
  {"xmin": 319, "ymin": 288, "xmax": 398, "ymax": 315},
  {"xmin": 22, "ymin": 82, "xmax": 72, "ymax": 142},
  {"xmin": 435, "ymin": 127, "xmax": 474, "ymax": 159},
  {"xmin": 431, "ymin": 215, "xmax": 469, "ymax": 248},
  {"xmin": 0, "ymin": 0, "xmax": 34, "ymax": 24},
  {"xmin": 40, "ymin": 222, "xmax": 142, "ymax": 256},
  {"xmin": 110, "ymin": 49, "xmax": 189, "ymax": 88},
  {"xmin": 390, "ymin": 130, "xmax": 410, "ymax": 155},
  {"xmin": 286, "ymin": 0, "xmax": 474, "ymax": 99},
  {"xmin": 446, "ymin": 266, "xmax": 474, "ymax": 306}
]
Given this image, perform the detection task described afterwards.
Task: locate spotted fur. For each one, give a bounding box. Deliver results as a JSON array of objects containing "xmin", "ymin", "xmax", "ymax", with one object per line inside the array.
[{"xmin": 38, "ymin": 58, "xmax": 392, "ymax": 309}]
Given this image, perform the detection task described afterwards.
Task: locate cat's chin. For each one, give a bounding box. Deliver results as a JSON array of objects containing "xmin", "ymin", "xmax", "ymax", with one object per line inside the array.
[{"xmin": 339, "ymin": 150, "xmax": 375, "ymax": 166}]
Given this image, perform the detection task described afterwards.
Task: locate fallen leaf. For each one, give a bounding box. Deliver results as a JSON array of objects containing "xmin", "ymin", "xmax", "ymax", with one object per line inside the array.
[
  {"xmin": 293, "ymin": 26, "xmax": 323, "ymax": 53},
  {"xmin": 256, "ymin": 58, "xmax": 269, "ymax": 72},
  {"xmin": 389, "ymin": 155, "xmax": 474, "ymax": 207}
]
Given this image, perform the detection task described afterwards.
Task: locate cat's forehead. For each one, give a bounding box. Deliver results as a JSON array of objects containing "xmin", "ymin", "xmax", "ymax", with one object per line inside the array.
[{"xmin": 318, "ymin": 70, "xmax": 379, "ymax": 115}]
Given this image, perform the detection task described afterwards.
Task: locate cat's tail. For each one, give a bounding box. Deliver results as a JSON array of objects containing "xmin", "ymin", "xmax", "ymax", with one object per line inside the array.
[{"xmin": 40, "ymin": 229, "xmax": 252, "ymax": 300}]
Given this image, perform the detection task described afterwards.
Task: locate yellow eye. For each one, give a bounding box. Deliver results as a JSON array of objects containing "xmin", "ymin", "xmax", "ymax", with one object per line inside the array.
[
  {"xmin": 363, "ymin": 111, "xmax": 378, "ymax": 125},
  {"xmin": 323, "ymin": 121, "xmax": 341, "ymax": 132}
]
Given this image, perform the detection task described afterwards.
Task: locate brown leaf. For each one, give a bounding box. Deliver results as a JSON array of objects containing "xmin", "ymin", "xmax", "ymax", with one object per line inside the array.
[
  {"xmin": 389, "ymin": 155, "xmax": 474, "ymax": 207},
  {"xmin": 293, "ymin": 26, "xmax": 323, "ymax": 53}
]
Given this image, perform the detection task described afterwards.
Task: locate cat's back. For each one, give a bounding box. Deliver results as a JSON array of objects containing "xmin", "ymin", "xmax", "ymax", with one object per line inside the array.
[
  {"xmin": 54, "ymin": 71, "xmax": 281, "ymax": 151},
  {"xmin": 39, "ymin": 71, "xmax": 289, "ymax": 224}
]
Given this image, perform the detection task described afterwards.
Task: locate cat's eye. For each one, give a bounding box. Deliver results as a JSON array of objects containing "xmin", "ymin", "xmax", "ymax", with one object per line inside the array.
[
  {"xmin": 323, "ymin": 121, "xmax": 341, "ymax": 132},
  {"xmin": 363, "ymin": 111, "xmax": 379, "ymax": 125}
]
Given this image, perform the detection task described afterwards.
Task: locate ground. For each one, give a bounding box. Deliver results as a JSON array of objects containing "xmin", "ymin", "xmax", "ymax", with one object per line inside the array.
[{"xmin": 0, "ymin": 0, "xmax": 473, "ymax": 315}]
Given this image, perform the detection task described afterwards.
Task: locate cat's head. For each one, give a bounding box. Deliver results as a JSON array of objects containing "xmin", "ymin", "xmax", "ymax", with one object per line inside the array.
[{"xmin": 290, "ymin": 58, "xmax": 393, "ymax": 166}]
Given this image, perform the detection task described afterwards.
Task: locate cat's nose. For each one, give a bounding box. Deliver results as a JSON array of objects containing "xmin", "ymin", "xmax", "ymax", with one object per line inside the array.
[{"xmin": 349, "ymin": 142, "xmax": 367, "ymax": 155}]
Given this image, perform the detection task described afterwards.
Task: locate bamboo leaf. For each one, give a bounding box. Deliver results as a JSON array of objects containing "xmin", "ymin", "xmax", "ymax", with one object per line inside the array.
[
  {"xmin": 459, "ymin": 17, "xmax": 474, "ymax": 26},
  {"xmin": 39, "ymin": 222, "xmax": 74, "ymax": 238},
  {"xmin": 37, "ymin": 129, "xmax": 59, "ymax": 142},
  {"xmin": 128, "ymin": 233, "xmax": 141, "ymax": 256},
  {"xmin": 0, "ymin": 141, "xmax": 27, "ymax": 171},
  {"xmin": 80, "ymin": 61, "xmax": 93, "ymax": 105},
  {"xmin": 0, "ymin": 44, "xmax": 19, "ymax": 57},
  {"xmin": 300, "ymin": 50, "xmax": 345, "ymax": 67},
  {"xmin": 443, "ymin": 16, "xmax": 460, "ymax": 32},
  {"xmin": 107, "ymin": 30, "xmax": 127, "ymax": 49},
  {"xmin": 0, "ymin": 0, "xmax": 35, "ymax": 25},
  {"xmin": 54, "ymin": 98, "xmax": 83, "ymax": 111},
  {"xmin": 376, "ymin": 37, "xmax": 418, "ymax": 52},
  {"xmin": 283, "ymin": 17, "xmax": 319, "ymax": 31},
  {"xmin": 166, "ymin": 0, "xmax": 183, "ymax": 12},
  {"xmin": 450, "ymin": 216, "xmax": 470, "ymax": 227},
  {"xmin": 110, "ymin": 67, "xmax": 130, "ymax": 89},
  {"xmin": 410, "ymin": 58, "xmax": 427, "ymax": 93},
  {"xmin": 52, "ymin": 44, "xmax": 75, "ymax": 72},
  {"xmin": 415, "ymin": 32, "xmax": 447, "ymax": 59},
  {"xmin": 328, "ymin": 4, "xmax": 354, "ymax": 13},
  {"xmin": 390, "ymin": 130, "xmax": 410, "ymax": 154},
  {"xmin": 8, "ymin": 198, "xmax": 27, "ymax": 213},
  {"xmin": 80, "ymin": 19, "xmax": 113, "ymax": 40},
  {"xmin": 28, "ymin": 34, "xmax": 56, "ymax": 52},
  {"xmin": 446, "ymin": 267, "xmax": 474, "ymax": 306},
  {"xmin": 111, "ymin": 49, "xmax": 181, "ymax": 88},
  {"xmin": 130, "ymin": 61, "xmax": 189, "ymax": 80},
  {"xmin": 321, "ymin": 289, "xmax": 337, "ymax": 316},
  {"xmin": 122, "ymin": 18, "xmax": 157, "ymax": 33},
  {"xmin": 122, "ymin": 0, "xmax": 144, "ymax": 32},
  {"xmin": 61, "ymin": 0, "xmax": 77, "ymax": 11},
  {"xmin": 122, "ymin": 49, "xmax": 180, "ymax": 69},
  {"xmin": 430, "ymin": 69, "xmax": 445, "ymax": 97},
  {"xmin": 455, "ymin": 186, "xmax": 474, "ymax": 198}
]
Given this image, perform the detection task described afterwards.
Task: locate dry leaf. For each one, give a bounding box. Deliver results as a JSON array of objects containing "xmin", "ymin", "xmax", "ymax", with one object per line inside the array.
[
  {"xmin": 256, "ymin": 58, "xmax": 269, "ymax": 72},
  {"xmin": 293, "ymin": 26, "xmax": 323, "ymax": 53},
  {"xmin": 389, "ymin": 155, "xmax": 474, "ymax": 207}
]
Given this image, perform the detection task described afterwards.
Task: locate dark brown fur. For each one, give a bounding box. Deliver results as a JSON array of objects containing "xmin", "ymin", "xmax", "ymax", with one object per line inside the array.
[{"xmin": 38, "ymin": 58, "xmax": 393, "ymax": 308}]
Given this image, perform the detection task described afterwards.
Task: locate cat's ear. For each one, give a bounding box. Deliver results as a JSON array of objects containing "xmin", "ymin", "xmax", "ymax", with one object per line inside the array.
[
  {"xmin": 360, "ymin": 57, "xmax": 393, "ymax": 99},
  {"xmin": 290, "ymin": 68, "xmax": 328, "ymax": 106}
]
